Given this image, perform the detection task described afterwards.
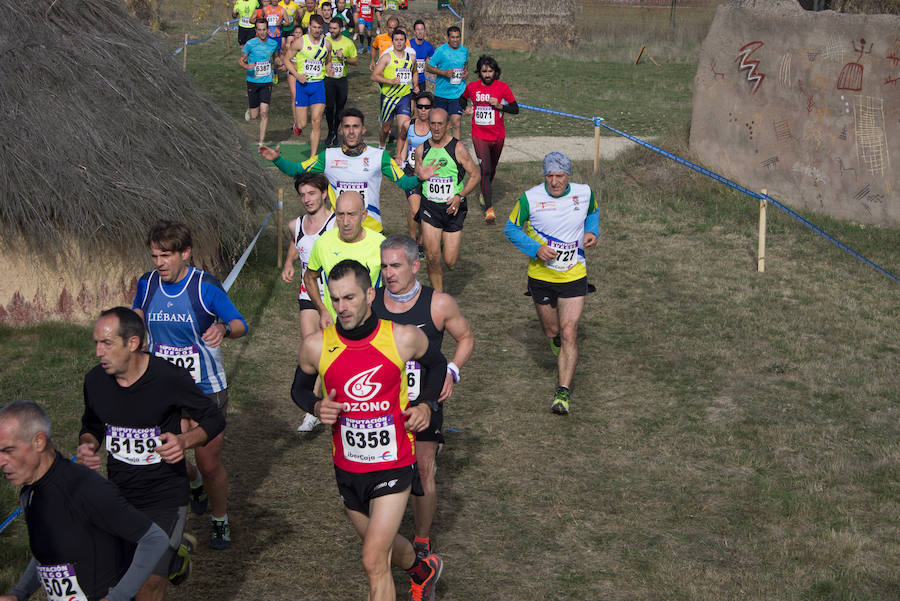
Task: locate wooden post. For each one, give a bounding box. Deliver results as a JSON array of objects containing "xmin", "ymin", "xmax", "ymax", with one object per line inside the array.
[
  {"xmin": 225, "ymin": 17, "xmax": 232, "ymax": 53},
  {"xmin": 277, "ymin": 189, "xmax": 284, "ymax": 268},
  {"xmin": 183, "ymin": 33, "xmax": 188, "ymax": 70},
  {"xmin": 757, "ymin": 188, "xmax": 767, "ymax": 273},
  {"xmin": 634, "ymin": 45, "xmax": 646, "ymax": 65},
  {"xmin": 593, "ymin": 122, "xmax": 601, "ymax": 173},
  {"xmin": 460, "ymin": 17, "xmax": 465, "ymax": 46}
]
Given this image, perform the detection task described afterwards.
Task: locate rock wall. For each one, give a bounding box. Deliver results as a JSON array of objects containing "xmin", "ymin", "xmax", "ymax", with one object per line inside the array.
[{"xmin": 689, "ymin": 0, "xmax": 900, "ymax": 226}]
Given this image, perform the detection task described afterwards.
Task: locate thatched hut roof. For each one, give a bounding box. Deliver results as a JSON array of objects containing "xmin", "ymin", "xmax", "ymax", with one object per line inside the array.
[
  {"xmin": 465, "ymin": 0, "xmax": 576, "ymax": 50},
  {"xmin": 0, "ymin": 0, "xmax": 276, "ymax": 323}
]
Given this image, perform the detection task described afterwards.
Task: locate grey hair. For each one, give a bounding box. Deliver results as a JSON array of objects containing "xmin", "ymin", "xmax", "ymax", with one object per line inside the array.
[
  {"xmin": 0, "ymin": 400, "xmax": 52, "ymax": 442},
  {"xmin": 381, "ymin": 234, "xmax": 418, "ymax": 266}
]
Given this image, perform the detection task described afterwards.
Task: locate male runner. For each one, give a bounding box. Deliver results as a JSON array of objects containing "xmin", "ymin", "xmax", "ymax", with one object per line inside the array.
[
  {"xmin": 233, "ymin": 0, "xmax": 260, "ymax": 46},
  {"xmin": 284, "ymin": 14, "xmax": 333, "ymax": 158},
  {"xmin": 279, "ymin": 0, "xmax": 301, "ymax": 43},
  {"xmin": 374, "ymin": 235, "xmax": 473, "ymax": 560},
  {"xmin": 281, "ymin": 172, "xmax": 336, "ymax": 431},
  {"xmin": 333, "ymin": 0, "xmax": 354, "ymax": 38},
  {"xmin": 368, "ymin": 16, "xmax": 408, "ymax": 71},
  {"xmin": 299, "ymin": 0, "xmax": 317, "ymax": 32},
  {"xmin": 355, "ymin": 0, "xmax": 375, "ymax": 53},
  {"xmin": 371, "ymin": 27, "xmax": 417, "ymax": 149},
  {"xmin": 78, "ymin": 308, "xmax": 226, "ymax": 600},
  {"xmin": 504, "ymin": 152, "xmax": 599, "ymax": 414},
  {"xmin": 396, "ymin": 91, "xmax": 432, "ymax": 242},
  {"xmin": 132, "ymin": 221, "xmax": 247, "ymax": 551},
  {"xmin": 318, "ymin": 0, "xmax": 333, "ymax": 22},
  {"xmin": 461, "ymin": 54, "xmax": 518, "ymax": 224},
  {"xmin": 426, "ymin": 26, "xmax": 468, "ymax": 141},
  {"xmin": 324, "ymin": 17, "xmax": 358, "ymax": 147},
  {"xmin": 303, "ymin": 191, "xmax": 385, "ymax": 329},
  {"xmin": 238, "ymin": 20, "xmax": 280, "ymax": 146},
  {"xmin": 290, "ymin": 259, "xmax": 445, "ymax": 601},
  {"xmin": 1, "ymin": 401, "xmax": 169, "ymax": 601},
  {"xmin": 414, "ymin": 107, "xmax": 480, "ymax": 292},
  {"xmin": 252, "ymin": 0, "xmax": 288, "ymax": 54},
  {"xmin": 259, "ymin": 107, "xmax": 436, "ymax": 233},
  {"xmin": 409, "ymin": 20, "xmax": 434, "ymax": 92}
]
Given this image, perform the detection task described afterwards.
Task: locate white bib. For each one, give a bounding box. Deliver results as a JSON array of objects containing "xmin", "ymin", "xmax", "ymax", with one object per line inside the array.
[
  {"xmin": 154, "ymin": 343, "xmax": 201, "ymax": 382},
  {"xmin": 38, "ymin": 564, "xmax": 88, "ymax": 601},
  {"xmin": 416, "ymin": 58, "xmax": 425, "ymax": 73},
  {"xmin": 474, "ymin": 105, "xmax": 495, "ymax": 126},
  {"xmin": 450, "ymin": 68, "xmax": 464, "ymax": 85},
  {"xmin": 544, "ymin": 240, "xmax": 578, "ymax": 271},
  {"xmin": 332, "ymin": 61, "xmax": 344, "ymax": 78},
  {"xmin": 266, "ymin": 13, "xmax": 279, "ymax": 26},
  {"xmin": 240, "ymin": 16, "xmax": 251, "ymax": 26},
  {"xmin": 360, "ymin": 3, "xmax": 371, "ymax": 16},
  {"xmin": 106, "ymin": 425, "xmax": 163, "ymax": 465},
  {"xmin": 340, "ymin": 415, "xmax": 398, "ymax": 464},
  {"xmin": 426, "ymin": 176, "xmax": 454, "ymax": 203},
  {"xmin": 335, "ymin": 180, "xmax": 368, "ymax": 203},
  {"xmin": 253, "ymin": 60, "xmax": 272, "ymax": 78},
  {"xmin": 304, "ymin": 59, "xmax": 323, "ymax": 77},
  {"xmin": 386, "ymin": 0, "xmax": 397, "ymax": 9},
  {"xmin": 395, "ymin": 68, "xmax": 412, "ymax": 85},
  {"xmin": 405, "ymin": 360, "xmax": 421, "ymax": 400}
]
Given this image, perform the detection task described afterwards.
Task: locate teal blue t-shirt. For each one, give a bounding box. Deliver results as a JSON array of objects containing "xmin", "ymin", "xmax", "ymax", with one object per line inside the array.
[
  {"xmin": 430, "ymin": 42, "xmax": 468, "ymax": 99},
  {"xmin": 243, "ymin": 37, "xmax": 280, "ymax": 83}
]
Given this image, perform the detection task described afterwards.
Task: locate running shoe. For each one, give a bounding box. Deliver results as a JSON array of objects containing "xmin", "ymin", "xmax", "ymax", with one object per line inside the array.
[
  {"xmin": 168, "ymin": 533, "xmax": 196, "ymax": 585},
  {"xmin": 244, "ymin": 109, "xmax": 251, "ymax": 121},
  {"xmin": 409, "ymin": 554, "xmax": 442, "ymax": 601},
  {"xmin": 189, "ymin": 484, "xmax": 208, "ymax": 515},
  {"xmin": 210, "ymin": 519, "xmax": 231, "ymax": 550},
  {"xmin": 550, "ymin": 386, "xmax": 570, "ymax": 415},
  {"xmin": 413, "ymin": 539, "xmax": 431, "ymax": 560},
  {"xmin": 293, "ymin": 124, "xmax": 303, "ymax": 136},
  {"xmin": 297, "ymin": 413, "xmax": 322, "ymax": 432},
  {"xmin": 273, "ymin": 73, "xmax": 279, "ymax": 85},
  {"xmin": 549, "ymin": 334, "xmax": 561, "ymax": 357},
  {"xmin": 484, "ymin": 207, "xmax": 495, "ymax": 224}
]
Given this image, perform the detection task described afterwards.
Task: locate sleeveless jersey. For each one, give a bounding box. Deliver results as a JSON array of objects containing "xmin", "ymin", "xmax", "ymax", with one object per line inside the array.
[
  {"xmin": 320, "ymin": 320, "xmax": 416, "ymax": 473},
  {"xmin": 421, "ymin": 138, "xmax": 464, "ymax": 203},
  {"xmin": 135, "ymin": 268, "xmax": 227, "ymax": 393},
  {"xmin": 262, "ymin": 5, "xmax": 285, "ymax": 37},
  {"xmin": 298, "ymin": 34, "xmax": 328, "ymax": 81},
  {"xmin": 403, "ymin": 118, "xmax": 431, "ymax": 174},
  {"xmin": 295, "ymin": 212, "xmax": 336, "ymax": 301},
  {"xmin": 381, "ymin": 49, "xmax": 416, "ymax": 99},
  {"xmin": 372, "ymin": 286, "xmax": 443, "ymax": 401},
  {"xmin": 509, "ymin": 182, "xmax": 596, "ymax": 283}
]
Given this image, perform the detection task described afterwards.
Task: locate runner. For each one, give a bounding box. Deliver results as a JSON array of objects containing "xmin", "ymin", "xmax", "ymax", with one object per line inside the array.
[
  {"xmin": 368, "ymin": 16, "xmax": 408, "ymax": 72},
  {"xmin": 460, "ymin": 54, "xmax": 518, "ymax": 224},
  {"xmin": 252, "ymin": 0, "xmax": 289, "ymax": 54},
  {"xmin": 0, "ymin": 401, "xmax": 169, "ymax": 601},
  {"xmin": 318, "ymin": 0, "xmax": 333, "ymax": 22},
  {"xmin": 281, "ymin": 172, "xmax": 337, "ymax": 432},
  {"xmin": 324, "ymin": 17, "xmax": 358, "ymax": 147},
  {"xmin": 503, "ymin": 152, "xmax": 599, "ymax": 415},
  {"xmin": 409, "ymin": 20, "xmax": 434, "ymax": 93},
  {"xmin": 355, "ymin": 0, "xmax": 375, "ymax": 54},
  {"xmin": 303, "ymin": 191, "xmax": 385, "ymax": 329},
  {"xmin": 77, "ymin": 307, "xmax": 226, "ymax": 600},
  {"xmin": 290, "ymin": 259, "xmax": 445, "ymax": 601},
  {"xmin": 426, "ymin": 26, "xmax": 468, "ymax": 141},
  {"xmin": 233, "ymin": 0, "xmax": 260, "ymax": 46},
  {"xmin": 414, "ymin": 107, "xmax": 480, "ymax": 292},
  {"xmin": 238, "ymin": 20, "xmax": 280, "ymax": 146},
  {"xmin": 284, "ymin": 14, "xmax": 333, "ymax": 158},
  {"xmin": 279, "ymin": 0, "xmax": 301, "ymax": 44},
  {"xmin": 371, "ymin": 27, "xmax": 417, "ymax": 150},
  {"xmin": 396, "ymin": 90, "xmax": 433, "ymax": 242},
  {"xmin": 131, "ymin": 221, "xmax": 247, "ymax": 551},
  {"xmin": 333, "ymin": 0, "xmax": 354, "ymax": 39},
  {"xmin": 373, "ymin": 235, "xmax": 474, "ymax": 561},
  {"xmin": 258, "ymin": 107, "xmax": 436, "ymax": 233},
  {"xmin": 299, "ymin": 0, "xmax": 317, "ymax": 32}
]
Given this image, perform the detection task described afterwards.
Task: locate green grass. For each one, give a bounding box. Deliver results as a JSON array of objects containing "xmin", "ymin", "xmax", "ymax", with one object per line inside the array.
[{"xmin": 3, "ymin": 3, "xmax": 900, "ymax": 600}]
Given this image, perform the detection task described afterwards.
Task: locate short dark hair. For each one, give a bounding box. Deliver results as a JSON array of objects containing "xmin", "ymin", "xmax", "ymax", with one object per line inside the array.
[
  {"xmin": 392, "ymin": 27, "xmax": 407, "ymax": 40},
  {"xmin": 147, "ymin": 220, "xmax": 192, "ymax": 253},
  {"xmin": 476, "ymin": 54, "xmax": 501, "ymax": 79},
  {"xmin": 413, "ymin": 19, "xmax": 425, "ymax": 29},
  {"xmin": 100, "ymin": 307, "xmax": 146, "ymax": 348},
  {"xmin": 340, "ymin": 107, "xmax": 365, "ymax": 126},
  {"xmin": 309, "ymin": 14, "xmax": 325, "ymax": 27},
  {"xmin": 294, "ymin": 172, "xmax": 330, "ymax": 194},
  {"xmin": 414, "ymin": 90, "xmax": 434, "ymax": 105},
  {"xmin": 0, "ymin": 400, "xmax": 52, "ymax": 443},
  {"xmin": 447, "ymin": 25, "xmax": 461, "ymax": 36},
  {"xmin": 328, "ymin": 259, "xmax": 371, "ymax": 292},
  {"xmin": 320, "ymin": 1, "xmax": 332, "ymax": 7}
]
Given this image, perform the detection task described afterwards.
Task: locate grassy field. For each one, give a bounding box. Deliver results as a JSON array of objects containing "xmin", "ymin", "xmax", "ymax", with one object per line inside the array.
[{"xmin": 3, "ymin": 1, "xmax": 899, "ymax": 600}]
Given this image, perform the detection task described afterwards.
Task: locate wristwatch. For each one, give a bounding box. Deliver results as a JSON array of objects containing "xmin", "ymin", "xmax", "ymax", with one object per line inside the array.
[{"xmin": 223, "ymin": 322, "xmax": 233, "ymax": 338}]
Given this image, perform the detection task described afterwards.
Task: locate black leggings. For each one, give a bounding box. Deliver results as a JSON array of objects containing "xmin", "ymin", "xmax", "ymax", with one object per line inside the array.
[{"xmin": 324, "ymin": 77, "xmax": 349, "ymax": 135}]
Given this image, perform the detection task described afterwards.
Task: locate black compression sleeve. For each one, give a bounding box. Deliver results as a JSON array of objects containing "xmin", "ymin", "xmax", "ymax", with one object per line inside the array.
[
  {"xmin": 416, "ymin": 343, "xmax": 447, "ymax": 404},
  {"xmin": 291, "ymin": 366, "xmax": 320, "ymax": 414},
  {"xmin": 459, "ymin": 97, "xmax": 468, "ymax": 110},
  {"xmin": 502, "ymin": 101, "xmax": 519, "ymax": 114}
]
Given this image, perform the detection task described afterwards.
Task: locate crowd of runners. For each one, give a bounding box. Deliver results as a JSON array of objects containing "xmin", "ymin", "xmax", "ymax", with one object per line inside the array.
[{"xmin": 1, "ymin": 2, "xmax": 601, "ymax": 601}]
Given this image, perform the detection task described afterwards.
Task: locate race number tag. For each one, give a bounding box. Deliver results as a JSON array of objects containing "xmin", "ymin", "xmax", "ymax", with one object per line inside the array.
[
  {"xmin": 240, "ymin": 16, "xmax": 251, "ymax": 26},
  {"xmin": 386, "ymin": 0, "xmax": 397, "ymax": 9},
  {"xmin": 340, "ymin": 415, "xmax": 397, "ymax": 464},
  {"xmin": 450, "ymin": 68, "xmax": 464, "ymax": 85},
  {"xmin": 154, "ymin": 343, "xmax": 201, "ymax": 382},
  {"xmin": 405, "ymin": 360, "xmax": 421, "ymax": 400},
  {"xmin": 38, "ymin": 564, "xmax": 88, "ymax": 601},
  {"xmin": 474, "ymin": 105, "xmax": 495, "ymax": 126},
  {"xmin": 332, "ymin": 61, "xmax": 344, "ymax": 78},
  {"xmin": 360, "ymin": 3, "xmax": 371, "ymax": 16},
  {"xmin": 335, "ymin": 180, "xmax": 367, "ymax": 203},
  {"xmin": 266, "ymin": 13, "xmax": 280, "ymax": 26},
  {"xmin": 426, "ymin": 176, "xmax": 454, "ymax": 203},
  {"xmin": 544, "ymin": 240, "xmax": 578, "ymax": 271},
  {"xmin": 105, "ymin": 425, "xmax": 162, "ymax": 465},
  {"xmin": 304, "ymin": 59, "xmax": 323, "ymax": 77},
  {"xmin": 407, "ymin": 144, "xmax": 417, "ymax": 167},
  {"xmin": 253, "ymin": 60, "xmax": 272, "ymax": 78},
  {"xmin": 416, "ymin": 58, "xmax": 425, "ymax": 74},
  {"xmin": 395, "ymin": 68, "xmax": 412, "ymax": 85}
]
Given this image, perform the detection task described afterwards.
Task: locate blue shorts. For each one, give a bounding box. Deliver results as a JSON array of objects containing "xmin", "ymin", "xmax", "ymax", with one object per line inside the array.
[
  {"xmin": 267, "ymin": 35, "xmax": 282, "ymax": 52},
  {"xmin": 380, "ymin": 93, "xmax": 411, "ymax": 122},
  {"xmin": 295, "ymin": 79, "xmax": 326, "ymax": 107},
  {"xmin": 359, "ymin": 18, "xmax": 373, "ymax": 30},
  {"xmin": 434, "ymin": 96, "xmax": 462, "ymax": 116}
]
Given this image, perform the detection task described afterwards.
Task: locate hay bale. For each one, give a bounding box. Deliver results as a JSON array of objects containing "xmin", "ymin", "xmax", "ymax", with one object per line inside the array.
[
  {"xmin": 465, "ymin": 0, "xmax": 575, "ymax": 50},
  {"xmin": 0, "ymin": 0, "xmax": 276, "ymax": 324}
]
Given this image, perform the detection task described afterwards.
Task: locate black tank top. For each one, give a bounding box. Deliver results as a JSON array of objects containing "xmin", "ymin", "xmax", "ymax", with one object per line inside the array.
[{"xmin": 372, "ymin": 286, "xmax": 444, "ymax": 354}]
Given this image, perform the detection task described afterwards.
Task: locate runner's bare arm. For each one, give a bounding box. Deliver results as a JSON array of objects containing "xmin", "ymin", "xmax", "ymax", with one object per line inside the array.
[
  {"xmin": 370, "ymin": 52, "xmax": 395, "ymax": 84},
  {"xmin": 304, "ymin": 268, "xmax": 334, "ymax": 329},
  {"xmin": 282, "ymin": 228, "xmax": 300, "ymax": 282},
  {"xmin": 455, "ymin": 142, "xmax": 481, "ymax": 198},
  {"xmin": 432, "ymin": 292, "xmax": 473, "ymax": 401}
]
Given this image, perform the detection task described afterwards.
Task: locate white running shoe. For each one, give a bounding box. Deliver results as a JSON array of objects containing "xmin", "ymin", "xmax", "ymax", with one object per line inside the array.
[
  {"xmin": 297, "ymin": 413, "xmax": 322, "ymax": 432},
  {"xmin": 244, "ymin": 109, "xmax": 251, "ymax": 121}
]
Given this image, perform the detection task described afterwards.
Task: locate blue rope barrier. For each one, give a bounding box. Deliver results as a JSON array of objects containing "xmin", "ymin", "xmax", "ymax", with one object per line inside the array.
[
  {"xmin": 1, "ymin": 455, "xmax": 76, "ymax": 535},
  {"xmin": 514, "ymin": 103, "xmax": 899, "ymax": 285},
  {"xmin": 223, "ymin": 210, "xmax": 272, "ymax": 292},
  {"xmin": 173, "ymin": 19, "xmax": 239, "ymax": 55}
]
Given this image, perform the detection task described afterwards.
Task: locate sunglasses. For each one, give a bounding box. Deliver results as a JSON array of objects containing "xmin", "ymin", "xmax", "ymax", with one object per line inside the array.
[{"xmin": 416, "ymin": 104, "xmax": 432, "ymax": 109}]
